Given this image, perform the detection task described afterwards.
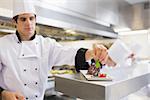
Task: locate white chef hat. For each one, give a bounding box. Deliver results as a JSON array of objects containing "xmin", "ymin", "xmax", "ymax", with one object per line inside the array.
[{"xmin": 13, "ymin": 0, "xmax": 36, "ymax": 17}]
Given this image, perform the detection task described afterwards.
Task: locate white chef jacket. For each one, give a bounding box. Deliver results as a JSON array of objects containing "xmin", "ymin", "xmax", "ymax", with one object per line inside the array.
[{"xmin": 0, "ymin": 33, "xmax": 78, "ymax": 100}]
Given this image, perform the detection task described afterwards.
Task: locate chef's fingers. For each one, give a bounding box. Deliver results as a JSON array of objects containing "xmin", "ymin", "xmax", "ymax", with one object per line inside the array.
[
  {"xmin": 85, "ymin": 49, "xmax": 95, "ymax": 61},
  {"xmin": 1, "ymin": 90, "xmax": 18, "ymax": 100},
  {"xmin": 93, "ymin": 44, "xmax": 108, "ymax": 63},
  {"xmin": 98, "ymin": 48, "xmax": 108, "ymax": 63},
  {"xmin": 92, "ymin": 44, "xmax": 98, "ymax": 60},
  {"xmin": 15, "ymin": 92, "xmax": 25, "ymax": 100},
  {"xmin": 101, "ymin": 55, "xmax": 108, "ymax": 65}
]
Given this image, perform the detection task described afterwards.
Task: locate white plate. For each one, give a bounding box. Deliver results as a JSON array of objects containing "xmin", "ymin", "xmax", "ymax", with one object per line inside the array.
[{"xmin": 80, "ymin": 70, "xmax": 112, "ymax": 81}]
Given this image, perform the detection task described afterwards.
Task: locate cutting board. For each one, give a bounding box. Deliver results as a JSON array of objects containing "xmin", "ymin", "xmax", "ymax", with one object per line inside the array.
[{"xmin": 80, "ymin": 70, "xmax": 112, "ymax": 81}]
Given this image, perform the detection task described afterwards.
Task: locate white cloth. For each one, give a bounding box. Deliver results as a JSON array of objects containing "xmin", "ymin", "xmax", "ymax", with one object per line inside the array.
[{"xmin": 0, "ymin": 34, "xmax": 78, "ymax": 100}]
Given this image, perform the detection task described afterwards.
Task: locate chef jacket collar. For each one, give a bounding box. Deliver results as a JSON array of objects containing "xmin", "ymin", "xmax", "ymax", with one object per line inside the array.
[{"xmin": 16, "ymin": 31, "xmax": 36, "ymax": 43}]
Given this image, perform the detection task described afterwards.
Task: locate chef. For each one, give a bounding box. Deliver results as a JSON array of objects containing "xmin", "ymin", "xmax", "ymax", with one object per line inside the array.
[{"xmin": 0, "ymin": 0, "xmax": 115, "ymax": 100}]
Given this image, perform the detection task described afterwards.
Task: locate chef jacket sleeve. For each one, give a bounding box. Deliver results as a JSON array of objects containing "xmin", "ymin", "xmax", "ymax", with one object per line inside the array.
[
  {"xmin": 48, "ymin": 39, "xmax": 89, "ymax": 69},
  {"xmin": 75, "ymin": 48, "xmax": 89, "ymax": 72},
  {"xmin": 49, "ymin": 39, "xmax": 79, "ymax": 66},
  {"xmin": 48, "ymin": 38, "xmax": 89, "ymax": 71}
]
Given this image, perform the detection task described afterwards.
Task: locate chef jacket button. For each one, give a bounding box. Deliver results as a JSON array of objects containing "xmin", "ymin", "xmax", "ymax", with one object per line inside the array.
[
  {"xmin": 26, "ymin": 97, "xmax": 28, "ymax": 100},
  {"xmin": 35, "ymin": 95, "xmax": 38, "ymax": 98},
  {"xmin": 22, "ymin": 54, "xmax": 24, "ymax": 56},
  {"xmin": 35, "ymin": 82, "xmax": 38, "ymax": 85},
  {"xmin": 35, "ymin": 68, "xmax": 38, "ymax": 70},
  {"xmin": 24, "ymin": 84, "xmax": 27, "ymax": 86},
  {"xmin": 24, "ymin": 69, "xmax": 27, "ymax": 72}
]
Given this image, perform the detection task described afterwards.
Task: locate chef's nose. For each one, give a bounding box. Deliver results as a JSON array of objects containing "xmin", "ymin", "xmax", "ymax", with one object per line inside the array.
[{"xmin": 25, "ymin": 18, "xmax": 32, "ymax": 25}]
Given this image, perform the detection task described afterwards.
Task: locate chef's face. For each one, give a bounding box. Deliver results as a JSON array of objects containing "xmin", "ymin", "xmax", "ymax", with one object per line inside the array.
[{"xmin": 15, "ymin": 13, "xmax": 36, "ymax": 38}]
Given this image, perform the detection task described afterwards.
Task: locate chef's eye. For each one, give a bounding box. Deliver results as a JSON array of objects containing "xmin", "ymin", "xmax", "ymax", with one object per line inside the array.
[
  {"xmin": 19, "ymin": 17, "xmax": 26, "ymax": 22},
  {"xmin": 30, "ymin": 17, "xmax": 35, "ymax": 21}
]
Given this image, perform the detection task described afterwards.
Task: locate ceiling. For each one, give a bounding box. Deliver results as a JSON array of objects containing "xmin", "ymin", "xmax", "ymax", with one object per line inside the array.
[{"xmin": 125, "ymin": 0, "xmax": 149, "ymax": 4}]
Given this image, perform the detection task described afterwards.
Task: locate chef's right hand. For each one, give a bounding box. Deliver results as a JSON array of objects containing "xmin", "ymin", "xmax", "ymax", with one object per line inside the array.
[{"xmin": 1, "ymin": 90, "xmax": 25, "ymax": 100}]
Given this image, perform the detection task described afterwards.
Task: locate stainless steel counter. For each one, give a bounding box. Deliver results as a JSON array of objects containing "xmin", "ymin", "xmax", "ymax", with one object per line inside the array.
[{"xmin": 55, "ymin": 61, "xmax": 150, "ymax": 100}]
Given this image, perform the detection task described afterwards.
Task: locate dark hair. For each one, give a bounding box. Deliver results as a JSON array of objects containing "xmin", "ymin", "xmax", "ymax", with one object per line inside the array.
[
  {"xmin": 13, "ymin": 15, "xmax": 19, "ymax": 23},
  {"xmin": 12, "ymin": 14, "xmax": 36, "ymax": 23}
]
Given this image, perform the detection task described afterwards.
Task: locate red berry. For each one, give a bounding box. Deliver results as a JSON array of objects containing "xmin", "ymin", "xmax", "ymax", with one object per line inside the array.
[{"xmin": 99, "ymin": 73, "xmax": 107, "ymax": 77}]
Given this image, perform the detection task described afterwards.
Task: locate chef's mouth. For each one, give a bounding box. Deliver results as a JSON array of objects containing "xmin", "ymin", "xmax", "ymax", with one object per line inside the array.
[{"xmin": 25, "ymin": 28, "xmax": 33, "ymax": 31}]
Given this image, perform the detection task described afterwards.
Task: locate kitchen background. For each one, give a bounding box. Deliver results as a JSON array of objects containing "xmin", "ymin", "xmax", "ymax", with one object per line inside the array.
[
  {"xmin": 0, "ymin": 1, "xmax": 149, "ymax": 99},
  {"xmin": 0, "ymin": 0, "xmax": 149, "ymax": 59}
]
